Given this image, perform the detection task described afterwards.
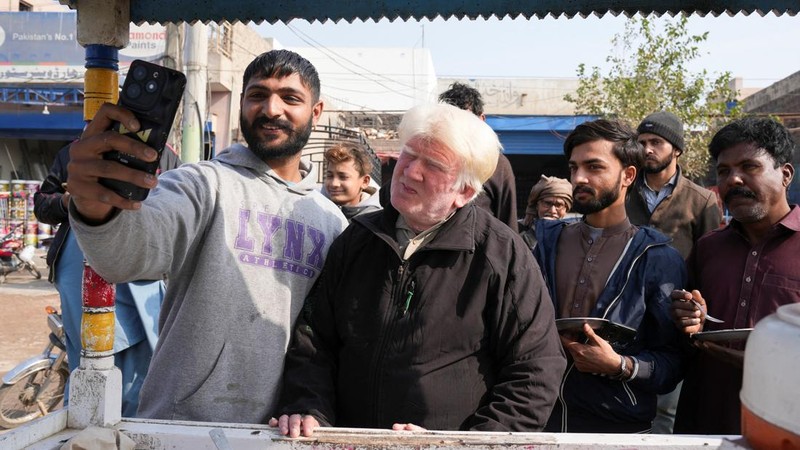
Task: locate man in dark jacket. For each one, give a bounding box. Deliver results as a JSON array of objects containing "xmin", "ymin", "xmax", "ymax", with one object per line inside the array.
[
  {"xmin": 272, "ymin": 103, "xmax": 566, "ymax": 437},
  {"xmin": 625, "ymin": 111, "xmax": 722, "ymax": 433},
  {"xmin": 439, "ymin": 82, "xmax": 518, "ymax": 231},
  {"xmin": 534, "ymin": 119, "xmax": 686, "ymax": 433}
]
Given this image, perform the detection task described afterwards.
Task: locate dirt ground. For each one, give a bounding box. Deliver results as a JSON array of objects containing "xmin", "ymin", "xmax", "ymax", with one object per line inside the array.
[
  {"xmin": 0, "ymin": 267, "xmax": 58, "ymax": 377},
  {"xmin": 0, "ymin": 253, "xmax": 59, "ymax": 433}
]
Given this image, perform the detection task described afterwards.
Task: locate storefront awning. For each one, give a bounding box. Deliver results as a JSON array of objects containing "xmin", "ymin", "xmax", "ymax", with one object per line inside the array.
[{"xmin": 0, "ymin": 110, "xmax": 83, "ymax": 140}]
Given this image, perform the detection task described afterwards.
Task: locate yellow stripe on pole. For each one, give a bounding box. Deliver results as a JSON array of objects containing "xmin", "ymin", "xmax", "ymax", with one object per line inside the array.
[
  {"xmin": 81, "ymin": 311, "xmax": 115, "ymax": 354},
  {"xmin": 84, "ymin": 68, "xmax": 118, "ymax": 121}
]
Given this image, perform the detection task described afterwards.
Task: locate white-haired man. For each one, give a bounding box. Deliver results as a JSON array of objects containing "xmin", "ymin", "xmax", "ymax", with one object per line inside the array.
[{"xmin": 272, "ymin": 103, "xmax": 566, "ymax": 437}]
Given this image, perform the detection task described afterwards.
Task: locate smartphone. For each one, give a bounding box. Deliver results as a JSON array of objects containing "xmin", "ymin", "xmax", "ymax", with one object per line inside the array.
[{"xmin": 100, "ymin": 59, "xmax": 186, "ymax": 201}]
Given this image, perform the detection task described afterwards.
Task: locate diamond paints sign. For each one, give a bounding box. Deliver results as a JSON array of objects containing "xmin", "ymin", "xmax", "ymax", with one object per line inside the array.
[{"xmin": 0, "ymin": 12, "xmax": 165, "ymax": 83}]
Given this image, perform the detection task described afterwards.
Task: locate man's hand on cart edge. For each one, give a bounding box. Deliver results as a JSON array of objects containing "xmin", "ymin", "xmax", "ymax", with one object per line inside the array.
[
  {"xmin": 269, "ymin": 414, "xmax": 320, "ymax": 438},
  {"xmin": 67, "ymin": 103, "xmax": 159, "ymax": 224},
  {"xmin": 392, "ymin": 423, "xmax": 426, "ymax": 431},
  {"xmin": 267, "ymin": 415, "xmax": 427, "ymax": 437}
]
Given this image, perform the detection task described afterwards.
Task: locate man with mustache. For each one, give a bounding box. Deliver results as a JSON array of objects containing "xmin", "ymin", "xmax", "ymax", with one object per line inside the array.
[
  {"xmin": 533, "ymin": 119, "xmax": 686, "ymax": 432},
  {"xmin": 65, "ymin": 50, "xmax": 348, "ymax": 423},
  {"xmin": 625, "ymin": 111, "xmax": 722, "ymax": 433},
  {"xmin": 272, "ymin": 103, "xmax": 565, "ymax": 437},
  {"xmin": 671, "ymin": 117, "xmax": 800, "ymax": 435}
]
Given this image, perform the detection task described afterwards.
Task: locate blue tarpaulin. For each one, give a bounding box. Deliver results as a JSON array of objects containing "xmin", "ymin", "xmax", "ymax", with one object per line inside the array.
[{"xmin": 486, "ymin": 115, "xmax": 597, "ymax": 155}]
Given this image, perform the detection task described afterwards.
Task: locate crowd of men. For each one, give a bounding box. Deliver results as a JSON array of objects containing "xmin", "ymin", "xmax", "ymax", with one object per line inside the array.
[{"xmin": 60, "ymin": 49, "xmax": 798, "ymax": 436}]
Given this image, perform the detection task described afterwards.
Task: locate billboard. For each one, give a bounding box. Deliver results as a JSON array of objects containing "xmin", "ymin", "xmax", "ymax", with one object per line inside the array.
[{"xmin": 0, "ymin": 12, "xmax": 166, "ymax": 83}]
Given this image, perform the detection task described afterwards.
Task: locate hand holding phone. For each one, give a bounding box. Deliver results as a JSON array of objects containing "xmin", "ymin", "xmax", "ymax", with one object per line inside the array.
[{"xmin": 100, "ymin": 59, "xmax": 186, "ymax": 201}]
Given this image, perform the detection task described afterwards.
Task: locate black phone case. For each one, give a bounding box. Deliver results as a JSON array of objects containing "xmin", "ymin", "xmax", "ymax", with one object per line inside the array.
[{"xmin": 100, "ymin": 59, "xmax": 186, "ymax": 201}]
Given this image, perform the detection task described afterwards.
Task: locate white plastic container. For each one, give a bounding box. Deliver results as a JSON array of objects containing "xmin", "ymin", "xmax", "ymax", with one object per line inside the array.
[{"xmin": 741, "ymin": 303, "xmax": 800, "ymax": 450}]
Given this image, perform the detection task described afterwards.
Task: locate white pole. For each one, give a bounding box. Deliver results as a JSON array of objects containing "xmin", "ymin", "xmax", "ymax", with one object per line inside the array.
[{"xmin": 181, "ymin": 22, "xmax": 208, "ymax": 163}]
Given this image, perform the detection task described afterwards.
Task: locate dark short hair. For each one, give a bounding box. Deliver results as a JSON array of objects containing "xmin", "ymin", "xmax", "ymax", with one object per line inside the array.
[
  {"xmin": 242, "ymin": 50, "xmax": 320, "ymax": 102},
  {"xmin": 564, "ymin": 119, "xmax": 643, "ymax": 168},
  {"xmin": 709, "ymin": 116, "xmax": 796, "ymax": 167},
  {"xmin": 324, "ymin": 143, "xmax": 373, "ymax": 177},
  {"xmin": 438, "ymin": 82, "xmax": 484, "ymax": 117}
]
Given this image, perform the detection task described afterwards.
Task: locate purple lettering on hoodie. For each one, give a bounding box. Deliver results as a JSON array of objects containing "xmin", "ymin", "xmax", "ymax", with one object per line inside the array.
[
  {"xmin": 258, "ymin": 213, "xmax": 282, "ymax": 255},
  {"xmin": 306, "ymin": 226, "xmax": 325, "ymax": 270},
  {"xmin": 236, "ymin": 213, "xmax": 331, "ymax": 279},
  {"xmin": 284, "ymin": 219, "xmax": 304, "ymax": 261},
  {"xmin": 234, "ymin": 209, "xmax": 254, "ymax": 251}
]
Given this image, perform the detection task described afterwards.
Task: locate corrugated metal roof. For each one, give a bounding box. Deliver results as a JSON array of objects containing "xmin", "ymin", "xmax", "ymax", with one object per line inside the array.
[{"xmin": 60, "ymin": 0, "xmax": 800, "ymax": 25}]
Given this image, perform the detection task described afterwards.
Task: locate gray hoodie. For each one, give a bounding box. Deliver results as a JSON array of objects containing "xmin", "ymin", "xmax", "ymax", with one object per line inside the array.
[{"xmin": 71, "ymin": 144, "xmax": 348, "ymax": 424}]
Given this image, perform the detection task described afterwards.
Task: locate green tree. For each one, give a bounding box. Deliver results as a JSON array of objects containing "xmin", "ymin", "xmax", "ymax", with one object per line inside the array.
[{"xmin": 565, "ymin": 15, "xmax": 744, "ymax": 179}]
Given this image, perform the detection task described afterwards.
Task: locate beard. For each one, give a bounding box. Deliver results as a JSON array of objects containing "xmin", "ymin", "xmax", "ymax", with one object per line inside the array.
[
  {"xmin": 572, "ymin": 177, "xmax": 622, "ymax": 215},
  {"xmin": 643, "ymin": 152, "xmax": 674, "ymax": 174},
  {"xmin": 240, "ymin": 114, "xmax": 313, "ymax": 161}
]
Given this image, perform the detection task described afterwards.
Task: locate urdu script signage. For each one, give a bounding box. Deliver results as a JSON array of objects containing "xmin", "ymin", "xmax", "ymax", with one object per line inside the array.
[{"xmin": 0, "ymin": 12, "xmax": 165, "ymax": 83}]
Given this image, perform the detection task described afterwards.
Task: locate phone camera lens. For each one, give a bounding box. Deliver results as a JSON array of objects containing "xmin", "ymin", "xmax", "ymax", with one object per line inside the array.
[
  {"xmin": 144, "ymin": 80, "xmax": 158, "ymax": 94},
  {"xmin": 132, "ymin": 65, "xmax": 147, "ymax": 81},
  {"xmin": 145, "ymin": 80, "xmax": 158, "ymax": 93},
  {"xmin": 126, "ymin": 83, "xmax": 142, "ymax": 99}
]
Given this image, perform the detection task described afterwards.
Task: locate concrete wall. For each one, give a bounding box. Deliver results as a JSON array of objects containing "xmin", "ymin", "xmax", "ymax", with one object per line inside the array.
[
  {"xmin": 207, "ymin": 22, "xmax": 274, "ymax": 149},
  {"xmin": 743, "ymin": 70, "xmax": 800, "ymax": 115},
  {"xmin": 437, "ymin": 78, "xmax": 580, "ymax": 115}
]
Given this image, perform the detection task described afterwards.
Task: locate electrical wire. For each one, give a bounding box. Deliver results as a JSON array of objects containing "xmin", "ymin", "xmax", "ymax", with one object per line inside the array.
[
  {"xmin": 284, "ymin": 24, "xmax": 421, "ymax": 99},
  {"xmin": 286, "ymin": 23, "xmax": 425, "ymax": 93}
]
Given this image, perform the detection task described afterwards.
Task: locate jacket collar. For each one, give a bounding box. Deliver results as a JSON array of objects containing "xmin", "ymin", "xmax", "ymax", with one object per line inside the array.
[
  {"xmin": 538, "ymin": 218, "xmax": 672, "ymax": 262},
  {"xmin": 636, "ymin": 164, "xmax": 685, "ymax": 194},
  {"xmin": 355, "ymin": 201, "xmax": 477, "ymax": 252},
  {"xmin": 536, "ymin": 218, "xmax": 674, "ymax": 316}
]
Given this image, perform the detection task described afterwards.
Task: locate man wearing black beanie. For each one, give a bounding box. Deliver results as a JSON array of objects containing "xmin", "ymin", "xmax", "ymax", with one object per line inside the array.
[{"xmin": 625, "ymin": 110, "xmax": 722, "ymax": 433}]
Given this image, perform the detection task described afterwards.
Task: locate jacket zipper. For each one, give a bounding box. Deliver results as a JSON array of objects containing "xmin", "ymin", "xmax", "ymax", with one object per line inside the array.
[
  {"xmin": 598, "ymin": 242, "xmax": 655, "ymax": 418},
  {"xmin": 558, "ymin": 362, "xmax": 575, "ymax": 432},
  {"xmin": 600, "ymin": 241, "xmax": 662, "ymax": 320},
  {"xmin": 48, "ymin": 226, "xmax": 70, "ymax": 283},
  {"xmin": 369, "ymin": 260, "xmax": 411, "ymax": 424},
  {"xmin": 622, "ymin": 380, "xmax": 638, "ymax": 406},
  {"xmin": 559, "ymin": 240, "xmax": 661, "ymax": 431}
]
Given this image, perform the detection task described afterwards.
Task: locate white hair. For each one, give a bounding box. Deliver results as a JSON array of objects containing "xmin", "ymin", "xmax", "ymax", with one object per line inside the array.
[{"xmin": 397, "ymin": 103, "xmax": 501, "ymax": 200}]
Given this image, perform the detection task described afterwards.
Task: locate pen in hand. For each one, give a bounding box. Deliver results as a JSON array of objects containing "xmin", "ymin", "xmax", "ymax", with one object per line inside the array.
[{"xmin": 674, "ymin": 290, "xmax": 724, "ymax": 324}]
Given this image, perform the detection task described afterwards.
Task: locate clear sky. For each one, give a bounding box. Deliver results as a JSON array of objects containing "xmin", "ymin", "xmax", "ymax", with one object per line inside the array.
[{"xmin": 253, "ymin": 13, "xmax": 800, "ymax": 88}]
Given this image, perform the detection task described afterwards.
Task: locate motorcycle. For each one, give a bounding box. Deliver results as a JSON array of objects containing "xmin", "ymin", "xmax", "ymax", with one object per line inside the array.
[
  {"xmin": 0, "ymin": 305, "xmax": 69, "ymax": 429},
  {"xmin": 0, "ymin": 223, "xmax": 42, "ymax": 283}
]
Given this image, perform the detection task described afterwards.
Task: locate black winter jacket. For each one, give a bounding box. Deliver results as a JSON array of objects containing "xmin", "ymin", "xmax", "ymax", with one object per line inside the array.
[
  {"xmin": 278, "ymin": 203, "xmax": 566, "ymax": 431},
  {"xmin": 33, "ymin": 145, "xmax": 71, "ymax": 282}
]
